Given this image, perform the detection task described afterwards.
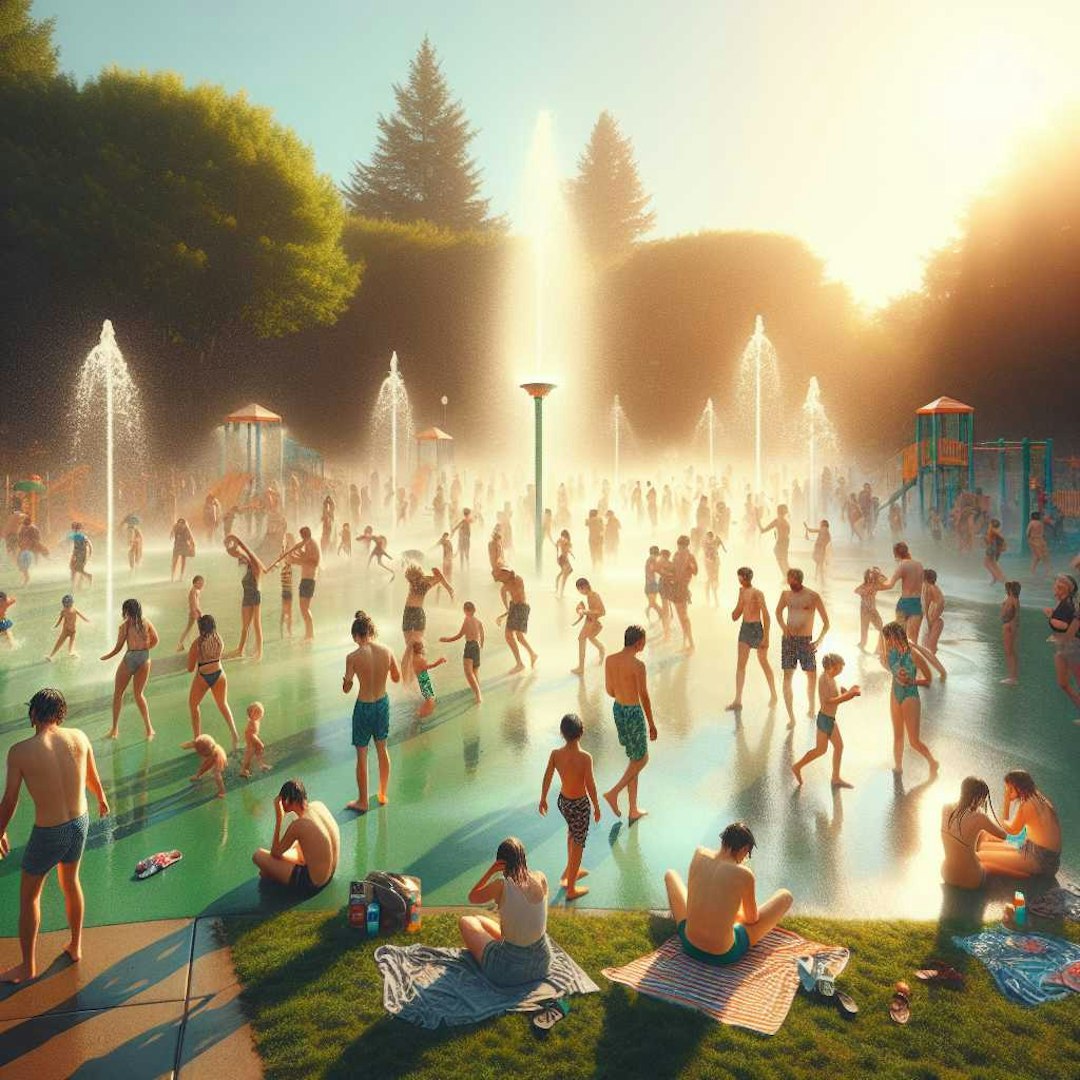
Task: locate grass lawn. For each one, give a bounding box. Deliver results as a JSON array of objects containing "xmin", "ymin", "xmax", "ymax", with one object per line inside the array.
[{"xmin": 225, "ymin": 909, "xmax": 1080, "ymax": 1080}]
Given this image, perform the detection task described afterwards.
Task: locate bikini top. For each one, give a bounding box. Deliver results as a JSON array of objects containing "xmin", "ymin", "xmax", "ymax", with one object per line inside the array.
[
  {"xmin": 1049, "ymin": 599, "xmax": 1075, "ymax": 634},
  {"xmin": 197, "ymin": 633, "xmax": 223, "ymax": 667}
]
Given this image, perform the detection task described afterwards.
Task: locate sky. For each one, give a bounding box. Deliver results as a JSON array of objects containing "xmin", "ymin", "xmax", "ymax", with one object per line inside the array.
[{"xmin": 32, "ymin": 0, "xmax": 1080, "ymax": 308}]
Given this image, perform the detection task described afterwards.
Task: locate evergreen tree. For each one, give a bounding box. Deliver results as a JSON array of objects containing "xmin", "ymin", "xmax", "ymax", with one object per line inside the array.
[
  {"xmin": 569, "ymin": 111, "xmax": 655, "ymax": 266},
  {"xmin": 0, "ymin": 0, "xmax": 57, "ymax": 78},
  {"xmin": 345, "ymin": 37, "xmax": 496, "ymax": 230}
]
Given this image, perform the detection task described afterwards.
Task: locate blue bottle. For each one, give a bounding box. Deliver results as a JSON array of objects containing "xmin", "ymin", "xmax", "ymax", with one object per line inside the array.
[{"xmin": 366, "ymin": 899, "xmax": 381, "ymax": 938}]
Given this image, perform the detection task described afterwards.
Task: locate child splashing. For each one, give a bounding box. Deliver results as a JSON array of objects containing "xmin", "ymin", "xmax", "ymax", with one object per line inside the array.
[
  {"xmin": 854, "ymin": 567, "xmax": 885, "ymax": 652},
  {"xmin": 879, "ymin": 622, "xmax": 938, "ymax": 778}
]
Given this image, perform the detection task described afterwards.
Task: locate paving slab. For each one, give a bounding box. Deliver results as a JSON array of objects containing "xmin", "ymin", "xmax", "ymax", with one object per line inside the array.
[
  {"xmin": 178, "ymin": 983, "xmax": 262, "ymax": 1078},
  {"xmin": 0, "ymin": 999, "xmax": 183, "ymax": 1080},
  {"xmin": 0, "ymin": 918, "xmax": 193, "ymax": 1020}
]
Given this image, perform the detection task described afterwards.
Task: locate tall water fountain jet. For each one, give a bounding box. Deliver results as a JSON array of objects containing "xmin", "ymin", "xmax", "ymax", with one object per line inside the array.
[
  {"xmin": 612, "ymin": 395, "xmax": 626, "ymax": 490},
  {"xmin": 370, "ymin": 351, "xmax": 414, "ymax": 514},
  {"xmin": 699, "ymin": 398, "xmax": 717, "ymax": 477},
  {"xmin": 736, "ymin": 315, "xmax": 780, "ymax": 494},
  {"xmin": 801, "ymin": 376, "xmax": 838, "ymax": 521},
  {"xmin": 74, "ymin": 321, "xmax": 142, "ymax": 640}
]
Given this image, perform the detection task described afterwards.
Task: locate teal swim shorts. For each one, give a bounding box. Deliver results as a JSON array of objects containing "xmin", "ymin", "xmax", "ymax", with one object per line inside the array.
[
  {"xmin": 352, "ymin": 694, "xmax": 390, "ymax": 746},
  {"xmin": 613, "ymin": 701, "xmax": 648, "ymax": 761}
]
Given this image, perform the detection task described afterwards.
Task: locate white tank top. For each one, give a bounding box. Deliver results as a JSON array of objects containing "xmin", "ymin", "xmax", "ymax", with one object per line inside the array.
[{"xmin": 498, "ymin": 874, "xmax": 547, "ymax": 946}]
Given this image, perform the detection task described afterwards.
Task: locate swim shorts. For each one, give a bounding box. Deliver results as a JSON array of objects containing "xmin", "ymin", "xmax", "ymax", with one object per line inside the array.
[
  {"xmin": 281, "ymin": 590, "xmax": 293, "ymax": 602},
  {"xmin": 402, "ymin": 605, "xmax": 426, "ymax": 633},
  {"xmin": 558, "ymin": 792, "xmax": 591, "ymax": 848},
  {"xmin": 677, "ymin": 920, "xmax": 749, "ymax": 966},
  {"xmin": 781, "ymin": 635, "xmax": 816, "ymax": 671},
  {"xmin": 816, "ymin": 711, "xmax": 836, "ymax": 737},
  {"xmin": 289, "ymin": 862, "xmax": 326, "ymax": 895},
  {"xmin": 896, "ymin": 595, "xmax": 922, "ymax": 618},
  {"xmin": 613, "ymin": 701, "xmax": 648, "ymax": 761},
  {"xmin": 22, "ymin": 814, "xmax": 89, "ymax": 876},
  {"xmin": 299, "ymin": 578, "xmax": 316, "ymax": 599},
  {"xmin": 645, "ymin": 580, "xmax": 660, "ymax": 594},
  {"xmin": 0, "ymin": 619, "xmax": 11, "ymax": 633},
  {"xmin": 738, "ymin": 621, "xmax": 764, "ymax": 648},
  {"xmin": 352, "ymin": 694, "xmax": 390, "ymax": 746},
  {"xmin": 506, "ymin": 602, "xmax": 530, "ymax": 633},
  {"xmin": 463, "ymin": 640, "xmax": 481, "ymax": 668},
  {"xmin": 17, "ymin": 550, "xmax": 31, "ymax": 571},
  {"xmin": 417, "ymin": 669, "xmax": 435, "ymax": 700}
]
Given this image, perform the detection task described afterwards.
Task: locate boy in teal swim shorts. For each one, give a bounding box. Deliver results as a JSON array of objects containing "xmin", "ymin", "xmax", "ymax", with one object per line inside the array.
[
  {"xmin": 664, "ymin": 822, "xmax": 793, "ymax": 967},
  {"xmin": 602, "ymin": 625, "xmax": 657, "ymax": 823},
  {"xmin": 791, "ymin": 653, "xmax": 859, "ymax": 788}
]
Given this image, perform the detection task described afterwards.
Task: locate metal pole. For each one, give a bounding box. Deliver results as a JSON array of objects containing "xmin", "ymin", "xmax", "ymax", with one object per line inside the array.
[
  {"xmin": 1044, "ymin": 438, "xmax": 1054, "ymax": 506},
  {"xmin": 1020, "ymin": 437, "xmax": 1032, "ymax": 552},
  {"xmin": 534, "ymin": 396, "xmax": 543, "ymax": 576}
]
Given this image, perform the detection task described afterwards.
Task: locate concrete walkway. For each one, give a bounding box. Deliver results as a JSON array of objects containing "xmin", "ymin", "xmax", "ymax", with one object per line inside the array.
[{"xmin": 0, "ymin": 917, "xmax": 261, "ymax": 1079}]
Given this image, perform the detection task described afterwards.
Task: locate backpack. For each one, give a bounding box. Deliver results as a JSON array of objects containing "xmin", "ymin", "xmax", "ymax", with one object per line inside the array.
[{"xmin": 363, "ymin": 872, "xmax": 419, "ymax": 935}]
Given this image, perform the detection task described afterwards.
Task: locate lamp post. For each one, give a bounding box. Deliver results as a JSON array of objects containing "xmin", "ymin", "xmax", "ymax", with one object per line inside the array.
[
  {"xmin": 520, "ymin": 381, "xmax": 556, "ymax": 575},
  {"xmin": 441, "ymin": 395, "xmax": 448, "ymax": 430}
]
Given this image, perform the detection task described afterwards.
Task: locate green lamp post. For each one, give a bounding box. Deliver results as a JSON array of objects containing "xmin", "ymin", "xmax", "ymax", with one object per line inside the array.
[{"xmin": 520, "ymin": 381, "xmax": 556, "ymax": 575}]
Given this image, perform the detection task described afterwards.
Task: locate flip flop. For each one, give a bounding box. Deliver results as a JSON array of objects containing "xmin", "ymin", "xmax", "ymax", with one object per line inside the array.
[
  {"xmin": 835, "ymin": 990, "xmax": 859, "ymax": 1018},
  {"xmin": 135, "ymin": 850, "xmax": 183, "ymax": 880},
  {"xmin": 889, "ymin": 991, "xmax": 911, "ymax": 1025},
  {"xmin": 914, "ymin": 962, "xmax": 965, "ymax": 988},
  {"xmin": 531, "ymin": 997, "xmax": 570, "ymax": 1034}
]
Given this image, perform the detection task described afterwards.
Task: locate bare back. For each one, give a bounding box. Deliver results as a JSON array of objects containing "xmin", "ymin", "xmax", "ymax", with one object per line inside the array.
[
  {"xmin": 897, "ymin": 558, "xmax": 924, "ymax": 598},
  {"xmin": 606, "ymin": 648, "xmax": 646, "ymax": 706},
  {"xmin": 685, "ymin": 847, "xmax": 752, "ymax": 953},
  {"xmin": 551, "ymin": 744, "xmax": 593, "ymax": 799},
  {"xmin": 10, "ymin": 728, "xmax": 90, "ymax": 826},
  {"xmin": 290, "ymin": 800, "xmax": 339, "ymax": 887},
  {"xmin": 346, "ymin": 640, "xmax": 394, "ymax": 701}
]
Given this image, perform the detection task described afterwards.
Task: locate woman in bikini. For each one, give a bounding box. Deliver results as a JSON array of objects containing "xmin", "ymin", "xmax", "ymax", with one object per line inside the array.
[
  {"xmin": 941, "ymin": 777, "xmax": 1006, "ymax": 889},
  {"xmin": 554, "ymin": 530, "xmax": 573, "ymax": 597},
  {"xmin": 401, "ymin": 563, "xmax": 453, "ymax": 683},
  {"xmin": 977, "ymin": 770, "xmax": 1062, "ymax": 879},
  {"xmin": 186, "ymin": 613, "xmax": 239, "ymax": 748},
  {"xmin": 101, "ymin": 598, "xmax": 158, "ymax": 740},
  {"xmin": 983, "ymin": 519, "xmax": 1007, "ymax": 584},
  {"xmin": 223, "ymin": 534, "xmax": 268, "ymax": 661},
  {"xmin": 1044, "ymin": 574, "xmax": 1080, "ymax": 715},
  {"xmin": 170, "ymin": 517, "xmax": 195, "ymax": 582},
  {"xmin": 879, "ymin": 621, "xmax": 938, "ymax": 777}
]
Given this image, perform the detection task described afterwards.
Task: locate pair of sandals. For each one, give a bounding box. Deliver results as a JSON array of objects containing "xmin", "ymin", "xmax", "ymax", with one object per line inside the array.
[
  {"xmin": 135, "ymin": 850, "xmax": 183, "ymax": 880},
  {"xmin": 797, "ymin": 956, "xmax": 858, "ymax": 1018},
  {"xmin": 531, "ymin": 997, "xmax": 570, "ymax": 1034},
  {"xmin": 890, "ymin": 962, "xmax": 966, "ymax": 1025}
]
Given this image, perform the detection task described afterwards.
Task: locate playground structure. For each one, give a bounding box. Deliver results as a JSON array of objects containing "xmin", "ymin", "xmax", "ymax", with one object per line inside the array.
[
  {"xmin": 415, "ymin": 426, "xmax": 454, "ymax": 470},
  {"xmin": 880, "ymin": 396, "xmax": 1058, "ymax": 552}
]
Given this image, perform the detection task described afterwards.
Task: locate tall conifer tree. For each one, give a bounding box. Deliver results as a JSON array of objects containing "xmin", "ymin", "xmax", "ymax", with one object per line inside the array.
[
  {"xmin": 569, "ymin": 111, "xmax": 655, "ymax": 265},
  {"xmin": 345, "ymin": 37, "xmax": 495, "ymax": 230}
]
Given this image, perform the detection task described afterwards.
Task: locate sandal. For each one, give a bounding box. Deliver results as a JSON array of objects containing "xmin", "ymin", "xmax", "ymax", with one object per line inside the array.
[
  {"xmin": 532, "ymin": 997, "xmax": 570, "ymax": 1034},
  {"xmin": 835, "ymin": 990, "xmax": 859, "ymax": 1018},
  {"xmin": 135, "ymin": 850, "xmax": 183, "ymax": 880},
  {"xmin": 915, "ymin": 962, "xmax": 965, "ymax": 989},
  {"xmin": 889, "ymin": 991, "xmax": 911, "ymax": 1025}
]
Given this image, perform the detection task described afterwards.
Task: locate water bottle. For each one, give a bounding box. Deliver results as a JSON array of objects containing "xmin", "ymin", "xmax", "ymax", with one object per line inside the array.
[
  {"xmin": 405, "ymin": 880, "xmax": 422, "ymax": 933},
  {"xmin": 366, "ymin": 899, "xmax": 381, "ymax": 939},
  {"xmin": 1014, "ymin": 891, "xmax": 1027, "ymax": 928}
]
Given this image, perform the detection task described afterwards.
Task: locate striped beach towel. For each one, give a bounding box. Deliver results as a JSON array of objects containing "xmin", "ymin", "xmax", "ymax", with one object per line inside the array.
[{"xmin": 601, "ymin": 928, "xmax": 849, "ymax": 1036}]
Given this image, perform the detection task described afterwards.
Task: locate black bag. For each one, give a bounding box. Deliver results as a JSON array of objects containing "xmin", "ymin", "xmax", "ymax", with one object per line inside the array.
[{"xmin": 364, "ymin": 872, "xmax": 415, "ymax": 935}]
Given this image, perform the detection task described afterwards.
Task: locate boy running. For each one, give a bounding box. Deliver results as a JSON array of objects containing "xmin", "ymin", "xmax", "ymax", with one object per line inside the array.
[
  {"xmin": 791, "ymin": 653, "xmax": 859, "ymax": 788},
  {"xmin": 176, "ymin": 575, "xmax": 205, "ymax": 651},
  {"xmin": 440, "ymin": 601, "xmax": 485, "ymax": 704},
  {"xmin": 571, "ymin": 577, "xmax": 606, "ymax": 675},
  {"xmin": 46, "ymin": 595, "xmax": 89, "ymax": 660}
]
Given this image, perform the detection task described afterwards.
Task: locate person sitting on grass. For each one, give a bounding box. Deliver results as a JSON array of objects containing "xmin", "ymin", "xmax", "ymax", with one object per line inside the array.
[
  {"xmin": 664, "ymin": 822, "xmax": 793, "ymax": 966},
  {"xmin": 977, "ymin": 769, "xmax": 1061, "ymax": 880},
  {"xmin": 940, "ymin": 776, "xmax": 1007, "ymax": 890},
  {"xmin": 459, "ymin": 837, "xmax": 553, "ymax": 986},
  {"xmin": 539, "ymin": 713, "xmax": 602, "ymax": 900},
  {"xmin": 252, "ymin": 779, "xmax": 339, "ymax": 895}
]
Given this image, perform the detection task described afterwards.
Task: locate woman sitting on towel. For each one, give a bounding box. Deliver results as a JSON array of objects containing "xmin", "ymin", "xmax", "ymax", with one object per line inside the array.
[
  {"xmin": 977, "ymin": 770, "xmax": 1062, "ymax": 879},
  {"xmin": 940, "ymin": 776, "xmax": 1007, "ymax": 889},
  {"xmin": 459, "ymin": 837, "xmax": 552, "ymax": 986}
]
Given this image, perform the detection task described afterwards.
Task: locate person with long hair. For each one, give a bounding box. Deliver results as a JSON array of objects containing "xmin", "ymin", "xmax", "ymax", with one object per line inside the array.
[
  {"xmin": 400, "ymin": 563, "xmax": 452, "ymax": 681},
  {"xmin": 941, "ymin": 777, "xmax": 1006, "ymax": 889},
  {"xmin": 983, "ymin": 519, "xmax": 1007, "ymax": 584},
  {"xmin": 1044, "ymin": 574, "xmax": 1080, "ymax": 715},
  {"xmin": 223, "ymin": 534, "xmax": 268, "ymax": 662},
  {"xmin": 554, "ymin": 529, "xmax": 573, "ymax": 597},
  {"xmin": 186, "ymin": 613, "xmax": 239, "ymax": 749},
  {"xmin": 977, "ymin": 770, "xmax": 1061, "ymax": 879},
  {"xmin": 878, "ymin": 621, "xmax": 938, "ymax": 777},
  {"xmin": 170, "ymin": 517, "xmax": 195, "ymax": 582},
  {"xmin": 100, "ymin": 599, "xmax": 158, "ymax": 739},
  {"xmin": 459, "ymin": 837, "xmax": 553, "ymax": 986}
]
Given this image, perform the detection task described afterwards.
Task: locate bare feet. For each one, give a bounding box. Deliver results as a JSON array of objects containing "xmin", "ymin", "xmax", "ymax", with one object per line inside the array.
[
  {"xmin": 0, "ymin": 962, "xmax": 33, "ymax": 984},
  {"xmin": 565, "ymin": 885, "xmax": 590, "ymax": 900},
  {"xmin": 530, "ymin": 653, "xmax": 539, "ymax": 668},
  {"xmin": 570, "ymin": 667, "xmax": 584, "ymax": 676},
  {"xmin": 145, "ymin": 729, "xmax": 156, "ymax": 740},
  {"xmin": 259, "ymin": 762, "xmax": 271, "ymax": 771},
  {"xmin": 768, "ymin": 694, "xmax": 779, "ymax": 706},
  {"xmin": 929, "ymin": 759, "xmax": 940, "ymax": 778},
  {"xmin": 44, "ymin": 654, "xmax": 53, "ymax": 663},
  {"xmin": 239, "ymin": 769, "xmax": 251, "ymax": 778},
  {"xmin": 107, "ymin": 728, "xmax": 119, "ymax": 740},
  {"xmin": 345, "ymin": 800, "xmax": 368, "ymax": 814},
  {"xmin": 831, "ymin": 778, "xmax": 854, "ymax": 789},
  {"xmin": 508, "ymin": 663, "xmax": 525, "ymax": 675},
  {"xmin": 792, "ymin": 765, "xmax": 803, "ymax": 785},
  {"xmin": 603, "ymin": 790, "xmax": 621, "ymax": 817},
  {"xmin": 62, "ymin": 943, "xmax": 81, "ymax": 963},
  {"xmin": 598, "ymin": 647, "xmax": 606, "ymax": 666},
  {"xmin": 628, "ymin": 809, "xmax": 649, "ymax": 824},
  {"xmin": 560, "ymin": 868, "xmax": 590, "ymax": 888},
  {"xmin": 377, "ymin": 793, "xmax": 388, "ymax": 806},
  {"xmin": 215, "ymin": 790, "xmax": 226, "ymax": 799},
  {"xmin": 725, "ymin": 701, "xmax": 742, "ymax": 711}
]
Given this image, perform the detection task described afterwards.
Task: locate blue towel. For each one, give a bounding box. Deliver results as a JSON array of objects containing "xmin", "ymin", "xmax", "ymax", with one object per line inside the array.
[{"xmin": 953, "ymin": 928, "xmax": 1080, "ymax": 1006}]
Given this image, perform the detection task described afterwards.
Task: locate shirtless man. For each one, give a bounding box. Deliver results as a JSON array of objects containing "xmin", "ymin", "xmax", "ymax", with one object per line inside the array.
[
  {"xmin": 760, "ymin": 504, "xmax": 792, "ymax": 577},
  {"xmin": 671, "ymin": 535, "xmax": 698, "ymax": 651},
  {"xmin": 603, "ymin": 625, "xmax": 657, "ymax": 823},
  {"xmin": 288, "ymin": 526, "xmax": 320, "ymax": 641},
  {"xmin": 726, "ymin": 567, "xmax": 778, "ymax": 710},
  {"xmin": 0, "ymin": 689, "xmax": 109, "ymax": 983},
  {"xmin": 571, "ymin": 577, "xmax": 606, "ymax": 675},
  {"xmin": 775, "ymin": 568, "xmax": 830, "ymax": 727},
  {"xmin": 643, "ymin": 545, "xmax": 662, "ymax": 622},
  {"xmin": 883, "ymin": 541, "xmax": 924, "ymax": 643},
  {"xmin": 664, "ymin": 822, "xmax": 792, "ymax": 967},
  {"xmin": 585, "ymin": 509, "xmax": 605, "ymax": 570},
  {"xmin": 487, "ymin": 526, "xmax": 505, "ymax": 573},
  {"xmin": 343, "ymin": 612, "xmax": 401, "ymax": 812},
  {"xmin": 451, "ymin": 508, "xmax": 474, "ymax": 571},
  {"xmin": 252, "ymin": 778, "xmax": 339, "ymax": 894},
  {"xmin": 493, "ymin": 565, "xmax": 538, "ymax": 673}
]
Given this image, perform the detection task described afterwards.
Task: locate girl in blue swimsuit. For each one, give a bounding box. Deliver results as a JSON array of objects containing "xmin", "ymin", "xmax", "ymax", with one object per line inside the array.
[{"xmin": 880, "ymin": 621, "xmax": 938, "ymax": 777}]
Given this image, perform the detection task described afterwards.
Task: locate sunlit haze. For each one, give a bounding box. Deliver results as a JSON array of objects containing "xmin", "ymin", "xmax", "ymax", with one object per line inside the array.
[{"xmin": 33, "ymin": 0, "xmax": 1080, "ymax": 307}]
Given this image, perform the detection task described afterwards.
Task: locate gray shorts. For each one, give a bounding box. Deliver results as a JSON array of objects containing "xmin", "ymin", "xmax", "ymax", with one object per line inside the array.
[{"xmin": 23, "ymin": 814, "xmax": 89, "ymax": 876}]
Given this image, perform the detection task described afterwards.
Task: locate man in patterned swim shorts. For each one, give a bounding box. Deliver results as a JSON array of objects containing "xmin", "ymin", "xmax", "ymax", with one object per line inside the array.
[
  {"xmin": 0, "ymin": 688, "xmax": 110, "ymax": 983},
  {"xmin": 775, "ymin": 568, "xmax": 830, "ymax": 728},
  {"xmin": 602, "ymin": 625, "xmax": 657, "ymax": 823}
]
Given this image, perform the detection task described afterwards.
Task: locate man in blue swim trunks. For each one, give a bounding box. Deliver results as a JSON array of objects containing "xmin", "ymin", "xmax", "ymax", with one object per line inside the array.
[
  {"xmin": 343, "ymin": 613, "xmax": 400, "ymax": 813},
  {"xmin": 603, "ymin": 625, "xmax": 657, "ymax": 823},
  {"xmin": 883, "ymin": 541, "xmax": 925, "ymax": 643},
  {"xmin": 664, "ymin": 822, "xmax": 793, "ymax": 968},
  {"xmin": 0, "ymin": 688, "xmax": 109, "ymax": 983}
]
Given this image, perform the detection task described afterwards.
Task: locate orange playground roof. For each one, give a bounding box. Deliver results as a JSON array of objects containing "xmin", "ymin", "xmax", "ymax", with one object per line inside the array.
[
  {"xmin": 224, "ymin": 403, "xmax": 282, "ymax": 424},
  {"xmin": 916, "ymin": 396, "xmax": 974, "ymax": 415},
  {"xmin": 415, "ymin": 427, "xmax": 453, "ymax": 441}
]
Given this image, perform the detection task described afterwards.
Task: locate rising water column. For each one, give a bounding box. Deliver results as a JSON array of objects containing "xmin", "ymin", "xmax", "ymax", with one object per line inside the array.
[{"xmin": 521, "ymin": 382, "xmax": 556, "ymax": 575}]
